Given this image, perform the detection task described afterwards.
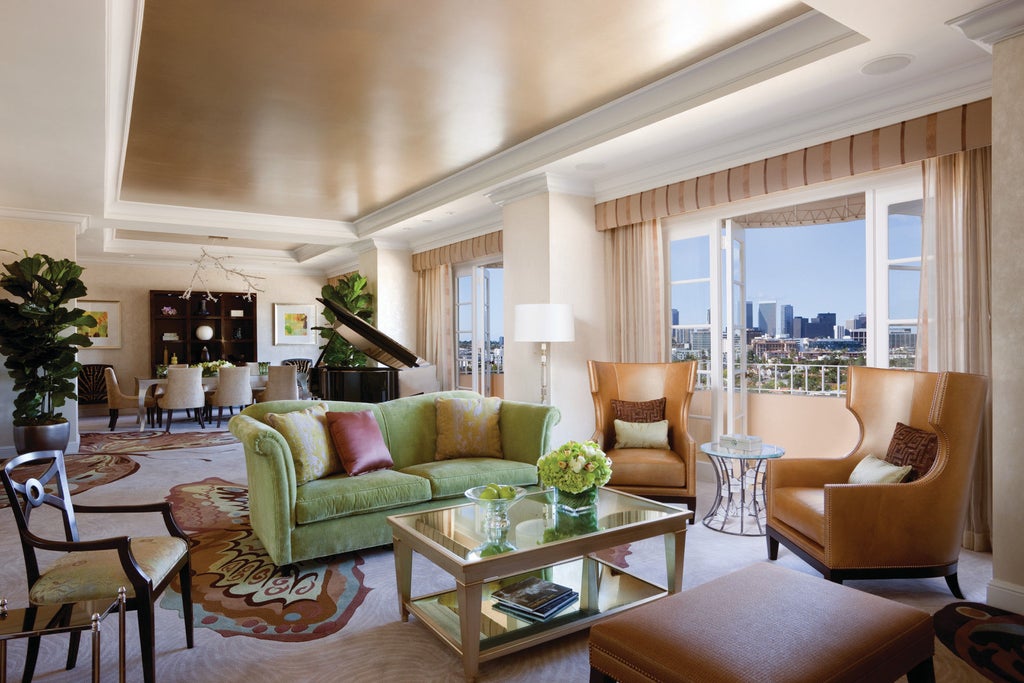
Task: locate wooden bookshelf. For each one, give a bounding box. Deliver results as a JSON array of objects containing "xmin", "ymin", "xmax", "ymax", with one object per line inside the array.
[{"xmin": 149, "ymin": 290, "xmax": 257, "ymax": 372}]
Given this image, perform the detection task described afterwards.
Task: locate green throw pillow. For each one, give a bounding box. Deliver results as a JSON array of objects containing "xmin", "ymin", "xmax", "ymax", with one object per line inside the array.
[
  {"xmin": 435, "ymin": 396, "xmax": 503, "ymax": 460},
  {"xmin": 848, "ymin": 454, "xmax": 912, "ymax": 484},
  {"xmin": 265, "ymin": 403, "xmax": 341, "ymax": 485},
  {"xmin": 613, "ymin": 419, "xmax": 670, "ymax": 449}
]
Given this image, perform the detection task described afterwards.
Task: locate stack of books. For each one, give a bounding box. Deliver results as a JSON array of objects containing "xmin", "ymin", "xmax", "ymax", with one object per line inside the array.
[{"xmin": 491, "ymin": 576, "xmax": 578, "ymax": 622}]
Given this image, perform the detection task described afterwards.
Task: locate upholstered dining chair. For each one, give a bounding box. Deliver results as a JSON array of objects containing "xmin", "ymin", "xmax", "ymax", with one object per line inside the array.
[
  {"xmin": 766, "ymin": 366, "xmax": 989, "ymax": 597},
  {"xmin": 104, "ymin": 366, "xmax": 159, "ymax": 431},
  {"xmin": 1, "ymin": 449, "xmax": 194, "ymax": 683},
  {"xmin": 257, "ymin": 364, "xmax": 299, "ymax": 402},
  {"xmin": 157, "ymin": 366, "xmax": 206, "ymax": 432},
  {"xmin": 207, "ymin": 365, "xmax": 253, "ymax": 427},
  {"xmin": 588, "ymin": 360, "xmax": 698, "ymax": 518}
]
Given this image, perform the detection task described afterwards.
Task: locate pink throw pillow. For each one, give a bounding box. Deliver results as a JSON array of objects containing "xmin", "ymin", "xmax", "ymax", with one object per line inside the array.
[{"xmin": 325, "ymin": 410, "xmax": 394, "ymax": 476}]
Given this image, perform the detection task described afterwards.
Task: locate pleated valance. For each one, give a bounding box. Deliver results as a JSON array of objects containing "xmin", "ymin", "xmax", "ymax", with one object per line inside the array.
[
  {"xmin": 595, "ymin": 98, "xmax": 992, "ymax": 231},
  {"xmin": 412, "ymin": 230, "xmax": 502, "ymax": 272}
]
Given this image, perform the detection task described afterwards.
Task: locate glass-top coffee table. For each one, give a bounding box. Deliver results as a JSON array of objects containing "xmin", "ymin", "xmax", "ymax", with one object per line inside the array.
[{"xmin": 387, "ymin": 488, "xmax": 693, "ymax": 681}]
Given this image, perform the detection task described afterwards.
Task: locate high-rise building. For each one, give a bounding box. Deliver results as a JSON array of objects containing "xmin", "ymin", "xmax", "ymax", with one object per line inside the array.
[
  {"xmin": 782, "ymin": 304, "xmax": 794, "ymax": 337},
  {"xmin": 758, "ymin": 301, "xmax": 777, "ymax": 337},
  {"xmin": 745, "ymin": 301, "xmax": 754, "ymax": 330},
  {"xmin": 793, "ymin": 316, "xmax": 807, "ymax": 338}
]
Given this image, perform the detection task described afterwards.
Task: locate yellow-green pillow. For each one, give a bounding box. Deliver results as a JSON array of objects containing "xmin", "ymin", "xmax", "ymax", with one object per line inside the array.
[
  {"xmin": 613, "ymin": 419, "xmax": 670, "ymax": 449},
  {"xmin": 265, "ymin": 403, "xmax": 341, "ymax": 485},
  {"xmin": 848, "ymin": 454, "xmax": 912, "ymax": 484},
  {"xmin": 435, "ymin": 396, "xmax": 503, "ymax": 460}
]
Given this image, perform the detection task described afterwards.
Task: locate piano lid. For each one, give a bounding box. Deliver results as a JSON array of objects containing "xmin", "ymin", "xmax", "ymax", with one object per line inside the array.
[{"xmin": 316, "ymin": 297, "xmax": 419, "ymax": 370}]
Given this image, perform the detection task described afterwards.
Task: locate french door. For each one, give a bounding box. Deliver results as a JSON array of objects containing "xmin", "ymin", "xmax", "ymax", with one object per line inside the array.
[{"xmin": 454, "ymin": 264, "xmax": 503, "ymax": 397}]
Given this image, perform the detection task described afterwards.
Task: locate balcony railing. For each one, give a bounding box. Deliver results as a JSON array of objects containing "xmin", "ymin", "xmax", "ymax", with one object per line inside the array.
[{"xmin": 691, "ymin": 360, "xmax": 851, "ymax": 396}]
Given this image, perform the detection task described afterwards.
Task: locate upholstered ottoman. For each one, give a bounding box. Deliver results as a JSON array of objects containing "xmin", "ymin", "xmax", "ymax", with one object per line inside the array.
[{"xmin": 589, "ymin": 562, "xmax": 935, "ymax": 683}]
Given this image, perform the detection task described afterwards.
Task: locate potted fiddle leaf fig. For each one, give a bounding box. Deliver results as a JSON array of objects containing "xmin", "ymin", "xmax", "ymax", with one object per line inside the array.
[
  {"xmin": 0, "ymin": 251, "xmax": 96, "ymax": 453},
  {"xmin": 315, "ymin": 272, "xmax": 375, "ymax": 368}
]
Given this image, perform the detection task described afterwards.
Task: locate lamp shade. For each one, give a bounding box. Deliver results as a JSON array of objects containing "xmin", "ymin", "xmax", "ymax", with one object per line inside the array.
[{"xmin": 514, "ymin": 304, "xmax": 575, "ymax": 342}]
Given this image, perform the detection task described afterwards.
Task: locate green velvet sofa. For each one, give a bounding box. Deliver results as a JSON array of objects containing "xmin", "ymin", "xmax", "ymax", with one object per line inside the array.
[{"xmin": 228, "ymin": 391, "xmax": 561, "ymax": 565}]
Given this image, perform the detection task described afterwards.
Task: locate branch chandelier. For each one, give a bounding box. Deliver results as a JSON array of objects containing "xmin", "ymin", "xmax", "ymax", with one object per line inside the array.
[{"xmin": 181, "ymin": 248, "xmax": 266, "ymax": 302}]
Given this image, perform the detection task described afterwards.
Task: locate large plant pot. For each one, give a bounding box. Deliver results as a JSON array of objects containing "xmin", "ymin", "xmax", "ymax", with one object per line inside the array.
[{"xmin": 13, "ymin": 422, "xmax": 71, "ymax": 454}]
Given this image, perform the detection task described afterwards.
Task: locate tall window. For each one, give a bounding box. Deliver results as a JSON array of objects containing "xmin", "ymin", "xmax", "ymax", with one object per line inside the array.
[
  {"xmin": 666, "ymin": 168, "xmax": 922, "ymax": 402},
  {"xmin": 454, "ymin": 263, "xmax": 504, "ymax": 397}
]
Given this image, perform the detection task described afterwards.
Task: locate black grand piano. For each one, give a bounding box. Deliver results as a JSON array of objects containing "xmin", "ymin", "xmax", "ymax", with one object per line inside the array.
[{"xmin": 313, "ymin": 297, "xmax": 425, "ymax": 403}]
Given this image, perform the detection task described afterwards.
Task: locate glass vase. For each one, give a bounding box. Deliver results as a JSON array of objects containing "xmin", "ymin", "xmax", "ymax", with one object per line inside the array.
[{"xmin": 554, "ymin": 486, "xmax": 599, "ymax": 515}]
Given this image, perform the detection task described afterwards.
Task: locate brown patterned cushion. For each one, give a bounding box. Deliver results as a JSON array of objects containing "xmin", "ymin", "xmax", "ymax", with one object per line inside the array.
[
  {"xmin": 611, "ymin": 397, "xmax": 666, "ymax": 423},
  {"xmin": 884, "ymin": 422, "xmax": 939, "ymax": 482}
]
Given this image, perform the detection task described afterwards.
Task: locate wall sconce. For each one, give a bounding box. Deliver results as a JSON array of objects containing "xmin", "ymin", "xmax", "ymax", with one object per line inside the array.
[{"xmin": 514, "ymin": 303, "xmax": 575, "ymax": 405}]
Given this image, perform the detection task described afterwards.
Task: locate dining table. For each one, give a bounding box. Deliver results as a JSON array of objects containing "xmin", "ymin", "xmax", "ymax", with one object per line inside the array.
[{"xmin": 134, "ymin": 374, "xmax": 269, "ymax": 432}]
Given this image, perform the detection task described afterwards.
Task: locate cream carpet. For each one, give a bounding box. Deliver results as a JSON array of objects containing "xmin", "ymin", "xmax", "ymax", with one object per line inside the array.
[{"xmin": 0, "ymin": 429, "xmax": 990, "ymax": 682}]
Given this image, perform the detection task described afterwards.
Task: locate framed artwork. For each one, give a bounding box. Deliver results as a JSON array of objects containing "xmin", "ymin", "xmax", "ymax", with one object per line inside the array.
[
  {"xmin": 78, "ymin": 300, "xmax": 122, "ymax": 349},
  {"xmin": 274, "ymin": 303, "xmax": 317, "ymax": 345}
]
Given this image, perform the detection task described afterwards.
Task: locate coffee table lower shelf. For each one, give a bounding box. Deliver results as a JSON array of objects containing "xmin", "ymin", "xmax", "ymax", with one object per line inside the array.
[{"xmin": 405, "ymin": 557, "xmax": 666, "ymax": 670}]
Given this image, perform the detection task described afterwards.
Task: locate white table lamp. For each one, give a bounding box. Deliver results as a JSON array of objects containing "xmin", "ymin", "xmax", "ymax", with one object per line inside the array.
[{"xmin": 514, "ymin": 303, "xmax": 575, "ymax": 404}]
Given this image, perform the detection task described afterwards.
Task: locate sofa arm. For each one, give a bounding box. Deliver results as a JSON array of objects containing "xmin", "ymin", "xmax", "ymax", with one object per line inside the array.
[
  {"xmin": 767, "ymin": 455, "xmax": 856, "ymax": 491},
  {"xmin": 499, "ymin": 400, "xmax": 562, "ymax": 465},
  {"xmin": 228, "ymin": 414, "xmax": 298, "ymax": 565}
]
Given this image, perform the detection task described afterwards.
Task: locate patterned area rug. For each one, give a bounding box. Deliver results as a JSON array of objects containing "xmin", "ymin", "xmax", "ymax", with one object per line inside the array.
[
  {"xmin": 0, "ymin": 452, "xmax": 138, "ymax": 509},
  {"xmin": 160, "ymin": 478, "xmax": 371, "ymax": 641},
  {"xmin": 935, "ymin": 601, "xmax": 1024, "ymax": 682},
  {"xmin": 79, "ymin": 430, "xmax": 238, "ymax": 454}
]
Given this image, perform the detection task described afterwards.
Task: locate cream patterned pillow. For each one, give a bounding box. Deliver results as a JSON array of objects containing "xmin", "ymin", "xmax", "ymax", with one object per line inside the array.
[
  {"xmin": 848, "ymin": 454, "xmax": 912, "ymax": 484},
  {"xmin": 265, "ymin": 403, "xmax": 341, "ymax": 485},
  {"xmin": 435, "ymin": 397, "xmax": 503, "ymax": 460},
  {"xmin": 613, "ymin": 419, "xmax": 670, "ymax": 449}
]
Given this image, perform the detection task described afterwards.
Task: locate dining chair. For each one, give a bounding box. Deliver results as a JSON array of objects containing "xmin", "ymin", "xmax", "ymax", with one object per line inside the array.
[
  {"xmin": 104, "ymin": 366, "xmax": 159, "ymax": 430},
  {"xmin": 1, "ymin": 449, "xmax": 194, "ymax": 683},
  {"xmin": 207, "ymin": 365, "xmax": 254, "ymax": 427},
  {"xmin": 257, "ymin": 364, "xmax": 299, "ymax": 402},
  {"xmin": 157, "ymin": 366, "xmax": 206, "ymax": 432}
]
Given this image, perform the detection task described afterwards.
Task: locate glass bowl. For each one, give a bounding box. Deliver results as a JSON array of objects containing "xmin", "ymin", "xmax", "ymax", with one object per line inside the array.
[{"xmin": 464, "ymin": 484, "xmax": 527, "ymax": 508}]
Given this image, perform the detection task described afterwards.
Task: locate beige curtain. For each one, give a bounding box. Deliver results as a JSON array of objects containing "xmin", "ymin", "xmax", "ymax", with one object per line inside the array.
[
  {"xmin": 606, "ymin": 219, "xmax": 667, "ymax": 362},
  {"xmin": 918, "ymin": 146, "xmax": 992, "ymax": 551},
  {"xmin": 416, "ymin": 263, "xmax": 456, "ymax": 390}
]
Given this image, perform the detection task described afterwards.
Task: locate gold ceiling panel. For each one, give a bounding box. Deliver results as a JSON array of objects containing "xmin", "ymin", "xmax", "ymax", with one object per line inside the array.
[{"xmin": 122, "ymin": 0, "xmax": 805, "ymax": 222}]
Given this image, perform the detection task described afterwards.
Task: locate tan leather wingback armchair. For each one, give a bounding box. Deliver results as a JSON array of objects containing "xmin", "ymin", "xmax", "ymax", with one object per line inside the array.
[
  {"xmin": 588, "ymin": 360, "xmax": 698, "ymax": 516},
  {"xmin": 766, "ymin": 365, "xmax": 988, "ymax": 597}
]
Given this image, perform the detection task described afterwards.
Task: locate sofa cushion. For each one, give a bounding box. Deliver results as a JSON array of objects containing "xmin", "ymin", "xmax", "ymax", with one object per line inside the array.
[
  {"xmin": 849, "ymin": 454, "xmax": 912, "ymax": 484},
  {"xmin": 326, "ymin": 409, "xmax": 394, "ymax": 476},
  {"xmin": 771, "ymin": 487, "xmax": 826, "ymax": 545},
  {"xmin": 611, "ymin": 397, "xmax": 665, "ymax": 423},
  {"xmin": 607, "ymin": 447, "xmax": 687, "ymax": 488},
  {"xmin": 402, "ymin": 458, "xmax": 538, "ymax": 499},
  {"xmin": 884, "ymin": 422, "xmax": 938, "ymax": 482},
  {"xmin": 294, "ymin": 469, "xmax": 432, "ymax": 525},
  {"xmin": 435, "ymin": 396, "xmax": 503, "ymax": 460},
  {"xmin": 613, "ymin": 419, "xmax": 670, "ymax": 449},
  {"xmin": 265, "ymin": 403, "xmax": 340, "ymax": 485}
]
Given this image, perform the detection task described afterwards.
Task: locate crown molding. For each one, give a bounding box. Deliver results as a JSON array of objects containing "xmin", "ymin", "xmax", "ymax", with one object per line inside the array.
[
  {"xmin": 0, "ymin": 206, "xmax": 90, "ymax": 234},
  {"xmin": 411, "ymin": 215, "xmax": 503, "ymax": 254},
  {"xmin": 948, "ymin": 0, "xmax": 1024, "ymax": 53},
  {"xmin": 354, "ymin": 9, "xmax": 864, "ymax": 234},
  {"xmin": 486, "ymin": 173, "xmax": 594, "ymax": 207}
]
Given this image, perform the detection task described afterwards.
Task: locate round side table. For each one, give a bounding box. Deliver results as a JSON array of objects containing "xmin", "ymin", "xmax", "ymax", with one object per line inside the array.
[{"xmin": 700, "ymin": 441, "xmax": 784, "ymax": 536}]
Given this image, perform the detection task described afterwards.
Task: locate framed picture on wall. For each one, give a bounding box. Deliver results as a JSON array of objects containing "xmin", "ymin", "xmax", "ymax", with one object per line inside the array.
[
  {"xmin": 274, "ymin": 303, "xmax": 317, "ymax": 345},
  {"xmin": 78, "ymin": 300, "xmax": 122, "ymax": 349}
]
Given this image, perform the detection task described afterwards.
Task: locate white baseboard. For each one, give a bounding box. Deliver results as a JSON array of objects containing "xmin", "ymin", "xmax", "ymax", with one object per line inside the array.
[{"xmin": 987, "ymin": 578, "xmax": 1024, "ymax": 614}]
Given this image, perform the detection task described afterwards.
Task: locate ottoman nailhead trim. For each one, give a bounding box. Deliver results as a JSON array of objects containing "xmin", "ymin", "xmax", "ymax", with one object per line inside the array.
[{"xmin": 591, "ymin": 643, "xmax": 668, "ymax": 683}]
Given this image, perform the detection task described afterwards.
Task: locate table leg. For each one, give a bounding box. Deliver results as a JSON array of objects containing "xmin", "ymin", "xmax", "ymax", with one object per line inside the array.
[
  {"xmin": 90, "ymin": 612, "xmax": 101, "ymax": 683},
  {"xmin": 580, "ymin": 556, "xmax": 600, "ymax": 612},
  {"xmin": 664, "ymin": 528, "xmax": 686, "ymax": 593},
  {"xmin": 118, "ymin": 587, "xmax": 126, "ymax": 683},
  {"xmin": 455, "ymin": 579, "xmax": 483, "ymax": 682},
  {"xmin": 1, "ymin": 639, "xmax": 7, "ymax": 683},
  {"xmin": 393, "ymin": 537, "xmax": 412, "ymax": 622}
]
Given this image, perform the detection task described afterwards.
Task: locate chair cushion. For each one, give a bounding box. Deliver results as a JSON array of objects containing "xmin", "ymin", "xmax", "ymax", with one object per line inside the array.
[
  {"xmin": 771, "ymin": 486, "xmax": 826, "ymax": 545},
  {"xmin": 849, "ymin": 454, "xmax": 912, "ymax": 484},
  {"xmin": 611, "ymin": 397, "xmax": 665, "ymax": 423},
  {"xmin": 402, "ymin": 458, "xmax": 538, "ymax": 498},
  {"xmin": 265, "ymin": 403, "xmax": 341, "ymax": 485},
  {"xmin": 885, "ymin": 422, "xmax": 938, "ymax": 481},
  {"xmin": 29, "ymin": 536, "xmax": 188, "ymax": 604},
  {"xmin": 294, "ymin": 469, "xmax": 432, "ymax": 525},
  {"xmin": 435, "ymin": 396, "xmax": 503, "ymax": 460},
  {"xmin": 613, "ymin": 419, "xmax": 670, "ymax": 449},
  {"xmin": 325, "ymin": 410, "xmax": 394, "ymax": 476},
  {"xmin": 606, "ymin": 447, "xmax": 686, "ymax": 488}
]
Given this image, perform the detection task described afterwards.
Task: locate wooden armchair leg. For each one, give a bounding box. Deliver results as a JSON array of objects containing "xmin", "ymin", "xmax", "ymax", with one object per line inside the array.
[{"xmin": 108, "ymin": 409, "xmax": 119, "ymax": 431}]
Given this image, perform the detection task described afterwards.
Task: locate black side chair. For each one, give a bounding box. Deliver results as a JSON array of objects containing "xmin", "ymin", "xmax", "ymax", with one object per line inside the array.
[{"xmin": 1, "ymin": 450, "xmax": 194, "ymax": 683}]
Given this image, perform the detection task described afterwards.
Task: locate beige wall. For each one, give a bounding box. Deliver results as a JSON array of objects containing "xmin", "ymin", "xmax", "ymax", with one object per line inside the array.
[
  {"xmin": 748, "ymin": 393, "xmax": 859, "ymax": 459},
  {"xmin": 76, "ymin": 259, "xmax": 327, "ymax": 394},
  {"xmin": 0, "ymin": 218, "xmax": 80, "ymax": 456},
  {"xmin": 989, "ymin": 30, "xmax": 1024, "ymax": 613}
]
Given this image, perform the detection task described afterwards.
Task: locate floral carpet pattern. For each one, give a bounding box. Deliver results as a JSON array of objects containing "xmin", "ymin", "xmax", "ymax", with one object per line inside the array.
[
  {"xmin": 79, "ymin": 430, "xmax": 238, "ymax": 454},
  {"xmin": 160, "ymin": 477, "xmax": 371, "ymax": 641},
  {"xmin": 0, "ymin": 453, "xmax": 138, "ymax": 509}
]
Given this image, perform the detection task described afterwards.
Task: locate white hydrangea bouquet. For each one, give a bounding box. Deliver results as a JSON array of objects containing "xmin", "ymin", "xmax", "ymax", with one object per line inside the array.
[
  {"xmin": 193, "ymin": 359, "xmax": 234, "ymax": 377},
  {"xmin": 537, "ymin": 440, "xmax": 612, "ymax": 494}
]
